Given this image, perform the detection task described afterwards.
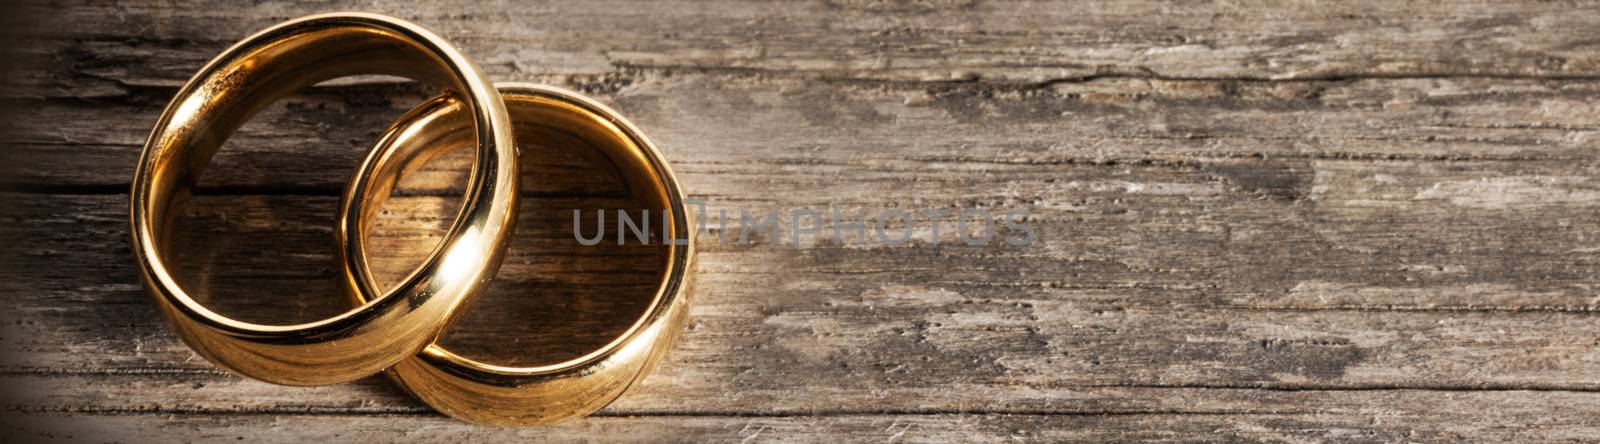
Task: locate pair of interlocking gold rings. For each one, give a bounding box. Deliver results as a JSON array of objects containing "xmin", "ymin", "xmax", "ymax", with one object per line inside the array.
[{"xmin": 128, "ymin": 12, "xmax": 693, "ymax": 426}]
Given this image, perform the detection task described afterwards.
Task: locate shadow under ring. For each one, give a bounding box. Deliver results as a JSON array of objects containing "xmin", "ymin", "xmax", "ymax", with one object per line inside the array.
[
  {"xmin": 342, "ymin": 83, "xmax": 694, "ymax": 426},
  {"xmin": 129, "ymin": 12, "xmax": 519, "ymax": 386}
]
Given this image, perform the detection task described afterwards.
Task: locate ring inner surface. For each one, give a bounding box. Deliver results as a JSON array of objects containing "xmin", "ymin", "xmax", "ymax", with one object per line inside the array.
[
  {"xmin": 357, "ymin": 90, "xmax": 674, "ymax": 368},
  {"xmin": 148, "ymin": 23, "xmax": 477, "ymax": 325}
]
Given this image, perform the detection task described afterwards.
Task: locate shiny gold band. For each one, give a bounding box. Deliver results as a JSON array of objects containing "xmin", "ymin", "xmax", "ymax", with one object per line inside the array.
[
  {"xmin": 130, "ymin": 12, "xmax": 519, "ymax": 386},
  {"xmin": 343, "ymin": 83, "xmax": 694, "ymax": 425}
]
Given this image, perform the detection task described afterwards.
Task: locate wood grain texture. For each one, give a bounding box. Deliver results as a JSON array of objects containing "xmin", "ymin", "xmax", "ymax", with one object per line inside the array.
[{"xmin": 6, "ymin": 0, "xmax": 1600, "ymax": 442}]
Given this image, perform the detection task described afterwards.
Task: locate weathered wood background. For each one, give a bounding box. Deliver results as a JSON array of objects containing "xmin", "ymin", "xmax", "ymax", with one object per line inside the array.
[{"xmin": 7, "ymin": 0, "xmax": 1600, "ymax": 442}]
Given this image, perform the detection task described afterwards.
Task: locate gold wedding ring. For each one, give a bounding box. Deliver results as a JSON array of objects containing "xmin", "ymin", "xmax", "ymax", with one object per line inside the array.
[
  {"xmin": 342, "ymin": 84, "xmax": 694, "ymax": 425},
  {"xmin": 133, "ymin": 12, "xmax": 690, "ymax": 424},
  {"xmin": 130, "ymin": 12, "xmax": 518, "ymax": 386}
]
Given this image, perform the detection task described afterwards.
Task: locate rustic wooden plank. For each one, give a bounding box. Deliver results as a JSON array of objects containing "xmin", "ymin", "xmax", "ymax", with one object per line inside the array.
[
  {"xmin": 6, "ymin": 158, "xmax": 1600, "ymax": 411},
  {"xmin": 14, "ymin": 77, "xmax": 1600, "ymax": 189},
  {"xmin": 15, "ymin": 154, "xmax": 1600, "ymax": 314},
  {"xmin": 8, "ymin": 363, "xmax": 1600, "ymax": 414},
  {"xmin": 17, "ymin": 0, "xmax": 1600, "ymax": 99},
  {"xmin": 8, "ymin": 405, "xmax": 1596, "ymax": 443},
  {"xmin": 15, "ymin": 1, "xmax": 1600, "ymax": 190}
]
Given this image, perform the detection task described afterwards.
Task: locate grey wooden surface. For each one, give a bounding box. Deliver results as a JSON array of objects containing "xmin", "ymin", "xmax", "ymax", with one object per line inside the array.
[{"xmin": 7, "ymin": 1, "xmax": 1600, "ymax": 442}]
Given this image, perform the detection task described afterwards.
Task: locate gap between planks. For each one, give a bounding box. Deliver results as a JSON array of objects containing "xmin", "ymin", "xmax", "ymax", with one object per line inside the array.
[{"xmin": 4, "ymin": 370, "xmax": 1599, "ymax": 393}]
